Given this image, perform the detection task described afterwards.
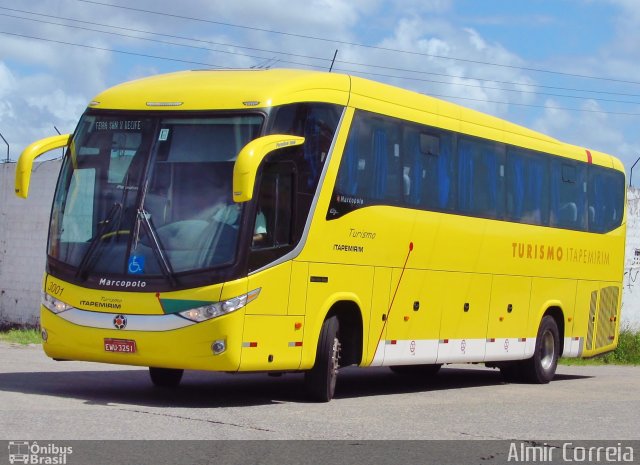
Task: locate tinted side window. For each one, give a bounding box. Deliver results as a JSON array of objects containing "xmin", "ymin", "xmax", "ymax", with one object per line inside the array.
[
  {"xmin": 268, "ymin": 103, "xmax": 341, "ymax": 245},
  {"xmin": 588, "ymin": 166, "xmax": 625, "ymax": 233},
  {"xmin": 331, "ymin": 110, "xmax": 458, "ymax": 219},
  {"xmin": 403, "ymin": 128, "xmax": 456, "ymax": 211},
  {"xmin": 369, "ymin": 118, "xmax": 403, "ymax": 202},
  {"xmin": 458, "ymin": 138, "xmax": 505, "ymax": 219},
  {"xmin": 334, "ymin": 114, "xmax": 366, "ymax": 199},
  {"xmin": 506, "ymin": 148, "xmax": 549, "ymax": 225},
  {"xmin": 329, "ymin": 109, "xmax": 623, "ymax": 235},
  {"xmin": 331, "ymin": 111, "xmax": 403, "ymax": 217},
  {"xmin": 248, "ymin": 162, "xmax": 295, "ymax": 271},
  {"xmin": 268, "ymin": 103, "xmax": 341, "ymax": 193},
  {"xmin": 550, "ymin": 160, "xmax": 587, "ymax": 230}
]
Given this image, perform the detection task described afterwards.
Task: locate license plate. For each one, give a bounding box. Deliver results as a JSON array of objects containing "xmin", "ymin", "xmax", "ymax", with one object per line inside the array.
[{"xmin": 104, "ymin": 338, "xmax": 137, "ymax": 353}]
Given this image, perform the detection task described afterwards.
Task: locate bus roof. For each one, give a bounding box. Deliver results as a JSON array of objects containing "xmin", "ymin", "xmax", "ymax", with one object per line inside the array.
[
  {"xmin": 89, "ymin": 69, "xmax": 351, "ymax": 111},
  {"xmin": 88, "ymin": 68, "xmax": 622, "ymax": 171}
]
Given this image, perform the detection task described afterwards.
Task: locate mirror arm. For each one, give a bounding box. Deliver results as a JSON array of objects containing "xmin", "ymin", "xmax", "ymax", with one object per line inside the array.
[
  {"xmin": 15, "ymin": 134, "xmax": 71, "ymax": 198},
  {"xmin": 232, "ymin": 134, "xmax": 304, "ymax": 203}
]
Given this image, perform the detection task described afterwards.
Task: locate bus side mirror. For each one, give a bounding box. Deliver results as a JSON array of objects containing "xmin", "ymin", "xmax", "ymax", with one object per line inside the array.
[
  {"xmin": 232, "ymin": 134, "xmax": 304, "ymax": 203},
  {"xmin": 15, "ymin": 134, "xmax": 71, "ymax": 198}
]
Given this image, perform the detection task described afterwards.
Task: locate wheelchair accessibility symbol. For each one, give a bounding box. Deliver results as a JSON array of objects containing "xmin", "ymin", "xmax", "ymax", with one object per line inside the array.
[{"xmin": 128, "ymin": 255, "xmax": 145, "ymax": 274}]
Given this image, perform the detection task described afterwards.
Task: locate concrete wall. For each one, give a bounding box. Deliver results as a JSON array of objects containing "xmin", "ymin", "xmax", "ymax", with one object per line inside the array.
[
  {"xmin": 623, "ymin": 187, "xmax": 640, "ymax": 330},
  {"xmin": 0, "ymin": 160, "xmax": 61, "ymax": 327},
  {"xmin": 1, "ymin": 161, "xmax": 639, "ymax": 330}
]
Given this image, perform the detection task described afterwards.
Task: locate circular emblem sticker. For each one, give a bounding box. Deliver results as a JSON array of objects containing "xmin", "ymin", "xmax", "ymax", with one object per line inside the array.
[{"xmin": 113, "ymin": 314, "xmax": 127, "ymax": 330}]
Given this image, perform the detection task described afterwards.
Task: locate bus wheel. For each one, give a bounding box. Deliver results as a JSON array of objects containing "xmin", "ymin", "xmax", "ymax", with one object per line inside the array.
[
  {"xmin": 149, "ymin": 367, "xmax": 184, "ymax": 388},
  {"xmin": 390, "ymin": 364, "xmax": 442, "ymax": 377},
  {"xmin": 304, "ymin": 316, "xmax": 341, "ymax": 402},
  {"xmin": 521, "ymin": 315, "xmax": 560, "ymax": 384}
]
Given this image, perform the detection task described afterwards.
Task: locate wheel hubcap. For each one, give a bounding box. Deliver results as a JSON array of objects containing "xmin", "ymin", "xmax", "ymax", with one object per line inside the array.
[{"xmin": 540, "ymin": 329, "xmax": 555, "ymax": 371}]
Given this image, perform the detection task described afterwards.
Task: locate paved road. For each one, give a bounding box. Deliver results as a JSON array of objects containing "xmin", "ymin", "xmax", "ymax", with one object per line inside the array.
[{"xmin": 0, "ymin": 342, "xmax": 638, "ymax": 440}]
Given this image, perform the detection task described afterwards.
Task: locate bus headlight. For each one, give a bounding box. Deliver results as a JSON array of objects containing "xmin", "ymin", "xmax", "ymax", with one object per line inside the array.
[
  {"xmin": 42, "ymin": 293, "xmax": 74, "ymax": 314},
  {"xmin": 179, "ymin": 288, "xmax": 260, "ymax": 322}
]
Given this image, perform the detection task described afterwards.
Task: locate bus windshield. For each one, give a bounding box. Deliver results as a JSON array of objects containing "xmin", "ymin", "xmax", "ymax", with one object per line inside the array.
[{"xmin": 48, "ymin": 113, "xmax": 263, "ymax": 278}]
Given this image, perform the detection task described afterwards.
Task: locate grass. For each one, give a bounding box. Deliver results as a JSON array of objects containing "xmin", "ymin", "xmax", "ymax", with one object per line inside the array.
[
  {"xmin": 0, "ymin": 328, "xmax": 42, "ymax": 345},
  {"xmin": 560, "ymin": 327, "xmax": 640, "ymax": 366}
]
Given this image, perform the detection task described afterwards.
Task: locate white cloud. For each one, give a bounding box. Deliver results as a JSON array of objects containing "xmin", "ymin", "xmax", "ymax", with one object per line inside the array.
[
  {"xmin": 201, "ymin": 0, "xmax": 371, "ymax": 31},
  {"xmin": 532, "ymin": 100, "xmax": 573, "ymax": 135},
  {"xmin": 25, "ymin": 86, "xmax": 86, "ymax": 124},
  {"xmin": 1, "ymin": 0, "xmax": 636, "ymax": 177},
  {"xmin": 387, "ymin": 0, "xmax": 453, "ymax": 15},
  {"xmin": 517, "ymin": 1, "xmax": 640, "ymax": 173},
  {"xmin": 603, "ymin": 0, "xmax": 640, "ymax": 58},
  {"xmin": 0, "ymin": 62, "xmax": 87, "ymax": 157},
  {"xmin": 0, "ymin": 63, "xmax": 20, "ymax": 147},
  {"xmin": 532, "ymin": 98, "xmax": 636, "ymax": 166},
  {"xmin": 0, "ymin": 62, "xmax": 16, "ymax": 100},
  {"xmin": 363, "ymin": 16, "xmax": 537, "ymax": 118}
]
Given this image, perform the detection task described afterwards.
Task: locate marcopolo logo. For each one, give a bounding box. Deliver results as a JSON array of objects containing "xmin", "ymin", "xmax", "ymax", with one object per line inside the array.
[
  {"xmin": 8, "ymin": 441, "xmax": 73, "ymax": 464},
  {"xmin": 98, "ymin": 278, "xmax": 147, "ymax": 289}
]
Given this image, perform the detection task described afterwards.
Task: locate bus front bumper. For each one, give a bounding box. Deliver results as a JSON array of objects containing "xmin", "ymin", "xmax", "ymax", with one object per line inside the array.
[{"xmin": 40, "ymin": 306, "xmax": 245, "ymax": 372}]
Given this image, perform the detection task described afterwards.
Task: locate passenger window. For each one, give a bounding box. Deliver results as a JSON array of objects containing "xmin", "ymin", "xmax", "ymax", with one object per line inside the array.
[
  {"xmin": 330, "ymin": 111, "xmax": 622, "ymax": 235},
  {"xmin": 457, "ymin": 137, "xmax": 505, "ymax": 219},
  {"xmin": 370, "ymin": 124, "xmax": 403, "ymax": 202},
  {"xmin": 506, "ymin": 148, "xmax": 549, "ymax": 225},
  {"xmin": 588, "ymin": 166, "xmax": 625, "ymax": 233},
  {"xmin": 403, "ymin": 129, "xmax": 455, "ymax": 211},
  {"xmin": 550, "ymin": 160, "xmax": 586, "ymax": 230},
  {"xmin": 332, "ymin": 111, "xmax": 403, "ymax": 209},
  {"xmin": 334, "ymin": 115, "xmax": 366, "ymax": 198}
]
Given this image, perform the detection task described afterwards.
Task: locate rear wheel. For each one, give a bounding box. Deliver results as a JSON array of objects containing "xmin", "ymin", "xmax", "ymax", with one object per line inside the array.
[
  {"xmin": 520, "ymin": 315, "xmax": 560, "ymax": 384},
  {"xmin": 305, "ymin": 316, "xmax": 341, "ymax": 402},
  {"xmin": 149, "ymin": 367, "xmax": 184, "ymax": 388},
  {"xmin": 390, "ymin": 364, "xmax": 442, "ymax": 377}
]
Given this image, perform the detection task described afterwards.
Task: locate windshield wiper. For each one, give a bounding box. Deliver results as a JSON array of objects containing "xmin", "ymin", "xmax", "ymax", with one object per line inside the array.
[
  {"xmin": 135, "ymin": 209, "xmax": 177, "ymax": 287},
  {"xmin": 75, "ymin": 202, "xmax": 122, "ymax": 280}
]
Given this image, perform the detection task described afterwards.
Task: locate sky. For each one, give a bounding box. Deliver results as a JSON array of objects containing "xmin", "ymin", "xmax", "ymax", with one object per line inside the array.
[{"xmin": 1, "ymin": 0, "xmax": 640, "ymax": 185}]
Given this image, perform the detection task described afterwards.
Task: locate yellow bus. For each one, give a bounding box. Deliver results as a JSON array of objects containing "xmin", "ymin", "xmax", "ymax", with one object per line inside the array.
[{"xmin": 16, "ymin": 69, "xmax": 626, "ymax": 401}]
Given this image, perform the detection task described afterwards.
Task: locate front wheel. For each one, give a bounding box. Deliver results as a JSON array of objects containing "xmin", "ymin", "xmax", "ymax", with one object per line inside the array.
[
  {"xmin": 149, "ymin": 367, "xmax": 184, "ymax": 388},
  {"xmin": 304, "ymin": 316, "xmax": 341, "ymax": 402},
  {"xmin": 521, "ymin": 315, "xmax": 560, "ymax": 384}
]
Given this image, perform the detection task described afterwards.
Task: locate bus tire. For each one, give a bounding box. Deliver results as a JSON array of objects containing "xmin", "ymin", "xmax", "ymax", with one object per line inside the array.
[
  {"xmin": 521, "ymin": 315, "xmax": 560, "ymax": 384},
  {"xmin": 389, "ymin": 364, "xmax": 441, "ymax": 377},
  {"xmin": 149, "ymin": 367, "xmax": 184, "ymax": 388},
  {"xmin": 304, "ymin": 315, "xmax": 341, "ymax": 402}
]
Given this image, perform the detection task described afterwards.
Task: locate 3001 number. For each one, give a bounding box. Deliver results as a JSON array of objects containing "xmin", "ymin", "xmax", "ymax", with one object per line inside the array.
[{"xmin": 47, "ymin": 282, "xmax": 64, "ymax": 296}]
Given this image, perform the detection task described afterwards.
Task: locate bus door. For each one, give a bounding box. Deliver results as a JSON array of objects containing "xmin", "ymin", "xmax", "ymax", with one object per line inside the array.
[{"xmin": 243, "ymin": 162, "xmax": 303, "ymax": 370}]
